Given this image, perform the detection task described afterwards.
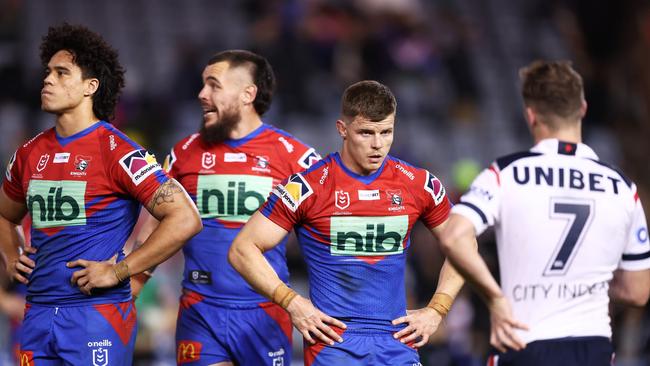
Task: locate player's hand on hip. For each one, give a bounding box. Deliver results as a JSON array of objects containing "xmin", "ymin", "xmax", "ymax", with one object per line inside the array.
[
  {"xmin": 68, "ymin": 254, "xmax": 119, "ymax": 296},
  {"xmin": 286, "ymin": 295, "xmax": 347, "ymax": 346},
  {"xmin": 488, "ymin": 295, "xmax": 528, "ymax": 353},
  {"xmin": 10, "ymin": 246, "xmax": 37, "ymax": 285},
  {"xmin": 391, "ymin": 307, "xmax": 442, "ymax": 347}
]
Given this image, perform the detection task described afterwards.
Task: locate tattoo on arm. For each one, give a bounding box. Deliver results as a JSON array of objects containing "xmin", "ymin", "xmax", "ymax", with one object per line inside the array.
[{"xmin": 148, "ymin": 179, "xmax": 183, "ymax": 211}]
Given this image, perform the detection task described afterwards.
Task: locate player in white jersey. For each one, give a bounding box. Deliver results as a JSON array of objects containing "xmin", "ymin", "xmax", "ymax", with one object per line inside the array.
[{"xmin": 437, "ymin": 60, "xmax": 650, "ymax": 365}]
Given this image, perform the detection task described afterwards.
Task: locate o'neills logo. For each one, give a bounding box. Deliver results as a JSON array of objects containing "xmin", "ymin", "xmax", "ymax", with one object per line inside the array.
[
  {"xmin": 395, "ymin": 164, "xmax": 415, "ymax": 181},
  {"xmin": 87, "ymin": 340, "xmax": 113, "ymax": 348}
]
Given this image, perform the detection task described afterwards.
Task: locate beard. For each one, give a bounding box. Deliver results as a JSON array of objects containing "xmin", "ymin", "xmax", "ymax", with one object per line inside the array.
[{"xmin": 199, "ymin": 105, "xmax": 241, "ymax": 144}]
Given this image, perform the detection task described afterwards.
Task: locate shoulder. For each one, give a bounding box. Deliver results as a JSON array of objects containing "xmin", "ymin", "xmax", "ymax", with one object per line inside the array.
[
  {"xmin": 494, "ymin": 150, "xmax": 542, "ymax": 171},
  {"xmin": 97, "ymin": 122, "xmax": 144, "ymax": 152},
  {"xmin": 386, "ymin": 156, "xmax": 447, "ymax": 205},
  {"xmin": 586, "ymin": 158, "xmax": 634, "ymax": 189},
  {"xmin": 173, "ymin": 133, "xmax": 202, "ymax": 152},
  {"xmin": 17, "ymin": 129, "xmax": 51, "ymax": 156}
]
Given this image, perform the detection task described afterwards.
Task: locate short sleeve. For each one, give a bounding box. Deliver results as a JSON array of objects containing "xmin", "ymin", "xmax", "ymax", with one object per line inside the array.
[
  {"xmin": 111, "ymin": 147, "xmax": 170, "ymax": 205},
  {"xmin": 451, "ymin": 164, "xmax": 501, "ymax": 236},
  {"xmin": 420, "ymin": 171, "xmax": 452, "ymax": 229},
  {"xmin": 619, "ymin": 193, "xmax": 650, "ymax": 271},
  {"xmin": 260, "ymin": 173, "xmax": 314, "ymax": 231},
  {"xmin": 2, "ymin": 150, "xmax": 24, "ymax": 202},
  {"xmin": 164, "ymin": 147, "xmax": 177, "ymax": 177}
]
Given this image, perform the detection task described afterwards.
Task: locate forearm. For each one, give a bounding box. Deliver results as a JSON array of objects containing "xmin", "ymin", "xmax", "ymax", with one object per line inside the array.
[
  {"xmin": 438, "ymin": 215, "xmax": 503, "ymax": 302},
  {"xmin": 229, "ymin": 239, "xmax": 284, "ymax": 300},
  {"xmin": 0, "ymin": 217, "xmax": 21, "ymax": 271},
  {"xmin": 122, "ymin": 209, "xmax": 199, "ymax": 276},
  {"xmin": 434, "ymin": 259, "xmax": 465, "ymax": 299}
]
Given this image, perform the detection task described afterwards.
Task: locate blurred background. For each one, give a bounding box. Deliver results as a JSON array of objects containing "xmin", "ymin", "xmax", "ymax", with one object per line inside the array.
[{"xmin": 1, "ymin": 0, "xmax": 650, "ymax": 365}]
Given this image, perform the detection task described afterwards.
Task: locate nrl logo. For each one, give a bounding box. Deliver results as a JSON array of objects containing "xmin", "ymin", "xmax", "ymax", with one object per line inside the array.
[
  {"xmin": 92, "ymin": 348, "xmax": 108, "ymax": 366},
  {"xmin": 36, "ymin": 154, "xmax": 50, "ymax": 172},
  {"xmin": 335, "ymin": 190, "xmax": 350, "ymax": 210},
  {"xmin": 202, "ymin": 152, "xmax": 216, "ymax": 169}
]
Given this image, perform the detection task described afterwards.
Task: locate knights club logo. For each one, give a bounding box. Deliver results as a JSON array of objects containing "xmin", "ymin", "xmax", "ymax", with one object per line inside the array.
[
  {"xmin": 75, "ymin": 155, "xmax": 92, "ymax": 171},
  {"xmin": 255, "ymin": 156, "xmax": 269, "ymax": 169},
  {"xmin": 386, "ymin": 190, "xmax": 403, "ymax": 206},
  {"xmin": 201, "ymin": 152, "xmax": 216, "ymax": 169},
  {"xmin": 335, "ymin": 190, "xmax": 350, "ymax": 210},
  {"xmin": 36, "ymin": 154, "xmax": 50, "ymax": 172}
]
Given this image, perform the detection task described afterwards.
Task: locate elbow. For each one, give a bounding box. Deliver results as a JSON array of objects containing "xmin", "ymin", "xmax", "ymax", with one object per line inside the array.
[
  {"xmin": 613, "ymin": 287, "xmax": 650, "ymax": 307},
  {"xmin": 175, "ymin": 207, "xmax": 203, "ymax": 240},
  {"xmin": 227, "ymin": 239, "xmax": 245, "ymax": 273}
]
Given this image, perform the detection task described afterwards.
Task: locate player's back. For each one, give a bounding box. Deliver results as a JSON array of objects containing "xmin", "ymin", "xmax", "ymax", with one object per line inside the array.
[{"xmin": 458, "ymin": 139, "xmax": 645, "ymax": 342}]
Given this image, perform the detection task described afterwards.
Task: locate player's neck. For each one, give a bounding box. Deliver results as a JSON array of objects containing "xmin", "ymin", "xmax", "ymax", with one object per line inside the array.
[
  {"xmin": 228, "ymin": 113, "xmax": 263, "ymax": 140},
  {"xmin": 533, "ymin": 123, "xmax": 582, "ymax": 145},
  {"xmin": 339, "ymin": 148, "xmax": 377, "ymax": 176},
  {"xmin": 54, "ymin": 107, "xmax": 100, "ymax": 137}
]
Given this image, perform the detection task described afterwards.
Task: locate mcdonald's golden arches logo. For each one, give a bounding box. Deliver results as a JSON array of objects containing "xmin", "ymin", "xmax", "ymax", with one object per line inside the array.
[{"xmin": 177, "ymin": 341, "xmax": 202, "ymax": 364}]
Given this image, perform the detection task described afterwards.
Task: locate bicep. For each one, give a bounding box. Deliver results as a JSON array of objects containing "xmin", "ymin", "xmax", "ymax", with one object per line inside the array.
[
  {"xmin": 237, "ymin": 211, "xmax": 289, "ymax": 252},
  {"xmin": 431, "ymin": 213, "xmax": 477, "ymax": 246},
  {"xmin": 0, "ymin": 189, "xmax": 27, "ymax": 224},
  {"xmin": 145, "ymin": 178, "xmax": 196, "ymax": 220}
]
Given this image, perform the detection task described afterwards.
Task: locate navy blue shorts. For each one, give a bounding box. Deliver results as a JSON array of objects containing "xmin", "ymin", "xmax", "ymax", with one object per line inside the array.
[
  {"xmin": 175, "ymin": 290, "xmax": 292, "ymax": 365},
  {"xmin": 487, "ymin": 336, "xmax": 613, "ymax": 366},
  {"xmin": 19, "ymin": 301, "xmax": 137, "ymax": 366}
]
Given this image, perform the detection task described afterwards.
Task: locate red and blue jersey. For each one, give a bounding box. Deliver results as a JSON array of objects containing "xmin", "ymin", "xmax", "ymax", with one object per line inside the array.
[
  {"xmin": 168, "ymin": 123, "xmax": 320, "ymax": 305},
  {"xmin": 2, "ymin": 121, "xmax": 168, "ymax": 306},
  {"xmin": 261, "ymin": 153, "xmax": 451, "ymax": 332}
]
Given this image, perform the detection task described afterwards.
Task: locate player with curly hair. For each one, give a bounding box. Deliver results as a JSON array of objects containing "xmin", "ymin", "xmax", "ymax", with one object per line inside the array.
[{"xmin": 0, "ymin": 23, "xmax": 202, "ymax": 365}]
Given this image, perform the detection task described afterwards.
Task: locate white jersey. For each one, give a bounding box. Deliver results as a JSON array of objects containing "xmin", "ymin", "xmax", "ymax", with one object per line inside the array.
[{"xmin": 452, "ymin": 139, "xmax": 650, "ymax": 343}]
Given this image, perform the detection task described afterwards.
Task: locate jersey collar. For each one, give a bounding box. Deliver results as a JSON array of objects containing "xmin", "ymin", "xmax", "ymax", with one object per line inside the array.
[
  {"xmin": 223, "ymin": 123, "xmax": 269, "ymax": 148},
  {"xmin": 333, "ymin": 152, "xmax": 387, "ymax": 185},
  {"xmin": 531, "ymin": 138, "xmax": 599, "ymax": 160},
  {"xmin": 55, "ymin": 121, "xmax": 105, "ymax": 147}
]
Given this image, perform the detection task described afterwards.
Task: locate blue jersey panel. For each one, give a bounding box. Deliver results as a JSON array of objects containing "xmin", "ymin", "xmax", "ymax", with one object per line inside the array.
[{"xmin": 182, "ymin": 220, "xmax": 289, "ymax": 305}]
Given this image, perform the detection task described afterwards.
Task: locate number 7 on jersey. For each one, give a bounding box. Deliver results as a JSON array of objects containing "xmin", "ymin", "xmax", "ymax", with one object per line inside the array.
[{"xmin": 544, "ymin": 198, "xmax": 594, "ymax": 276}]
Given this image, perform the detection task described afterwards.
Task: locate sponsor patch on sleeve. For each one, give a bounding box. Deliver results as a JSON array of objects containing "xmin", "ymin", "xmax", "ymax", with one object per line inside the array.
[
  {"xmin": 163, "ymin": 148, "xmax": 176, "ymax": 172},
  {"xmin": 119, "ymin": 149, "xmax": 162, "ymax": 186},
  {"xmin": 424, "ymin": 171, "xmax": 446, "ymax": 205},
  {"xmin": 272, "ymin": 173, "xmax": 313, "ymax": 212},
  {"xmin": 5, "ymin": 151, "xmax": 16, "ymax": 182},
  {"xmin": 298, "ymin": 148, "xmax": 321, "ymax": 169}
]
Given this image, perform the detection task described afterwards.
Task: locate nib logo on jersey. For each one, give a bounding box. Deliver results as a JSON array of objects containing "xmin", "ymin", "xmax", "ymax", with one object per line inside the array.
[
  {"xmin": 119, "ymin": 149, "xmax": 161, "ymax": 186},
  {"xmin": 197, "ymin": 174, "xmax": 273, "ymax": 222},
  {"xmin": 330, "ymin": 215, "xmax": 408, "ymax": 256},
  {"xmin": 27, "ymin": 180, "xmax": 86, "ymax": 228}
]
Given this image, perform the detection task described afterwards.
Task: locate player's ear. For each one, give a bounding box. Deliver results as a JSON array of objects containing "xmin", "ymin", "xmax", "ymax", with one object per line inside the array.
[
  {"xmin": 242, "ymin": 84, "xmax": 257, "ymax": 106},
  {"xmin": 84, "ymin": 78, "xmax": 99, "ymax": 97},
  {"xmin": 336, "ymin": 119, "xmax": 347, "ymax": 139},
  {"xmin": 524, "ymin": 107, "xmax": 536, "ymax": 129},
  {"xmin": 579, "ymin": 99, "xmax": 587, "ymax": 119}
]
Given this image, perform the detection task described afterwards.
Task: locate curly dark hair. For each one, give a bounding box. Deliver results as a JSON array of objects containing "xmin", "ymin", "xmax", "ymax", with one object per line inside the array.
[
  {"xmin": 208, "ymin": 50, "xmax": 275, "ymax": 116},
  {"xmin": 341, "ymin": 80, "xmax": 396, "ymax": 122},
  {"xmin": 40, "ymin": 23, "xmax": 125, "ymax": 121}
]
